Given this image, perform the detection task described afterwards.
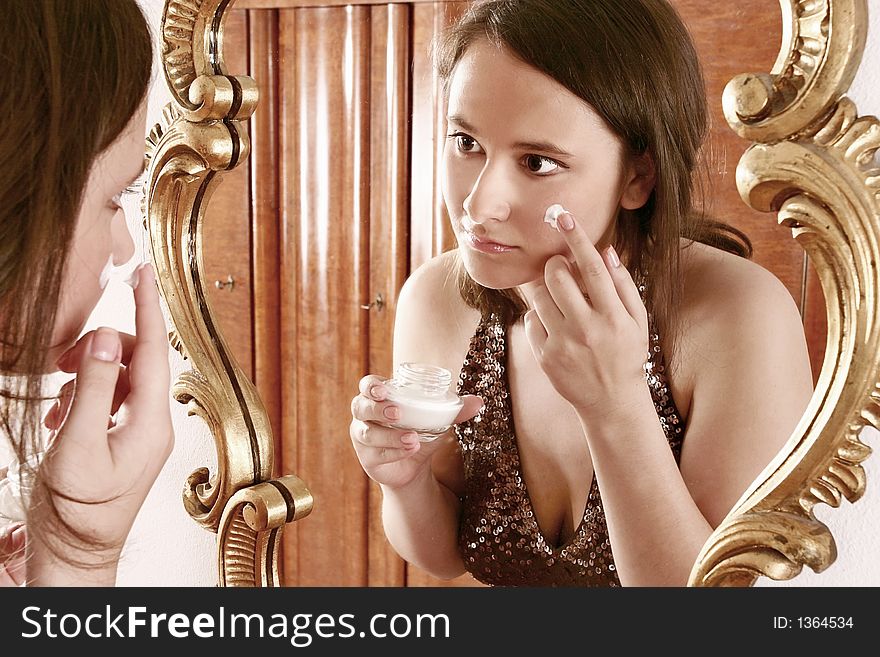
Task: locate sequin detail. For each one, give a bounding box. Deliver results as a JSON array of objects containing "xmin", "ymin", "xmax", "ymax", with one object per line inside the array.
[{"xmin": 455, "ymin": 303, "xmax": 684, "ymax": 587}]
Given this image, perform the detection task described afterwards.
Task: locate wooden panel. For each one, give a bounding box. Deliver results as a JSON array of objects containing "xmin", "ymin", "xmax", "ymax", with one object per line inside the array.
[
  {"xmin": 279, "ymin": 5, "xmax": 372, "ymax": 586},
  {"xmin": 277, "ymin": 10, "xmax": 301, "ymax": 583},
  {"xmin": 202, "ymin": 9, "xmax": 254, "ymax": 379},
  {"xmin": 239, "ymin": 0, "xmax": 435, "ymax": 7},
  {"xmin": 409, "ymin": 1, "xmax": 467, "ymax": 269},
  {"xmin": 803, "ymin": 256, "xmax": 828, "ymax": 386},
  {"xmin": 366, "ymin": 4, "xmax": 410, "ymax": 587},
  {"xmin": 671, "ymin": 1, "xmax": 806, "ymax": 299},
  {"xmin": 249, "ymin": 10, "xmax": 284, "ymax": 475}
]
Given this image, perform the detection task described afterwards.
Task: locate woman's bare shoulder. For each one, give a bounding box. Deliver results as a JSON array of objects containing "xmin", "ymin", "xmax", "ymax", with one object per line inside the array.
[
  {"xmin": 676, "ymin": 240, "xmax": 811, "ymax": 384},
  {"xmin": 396, "ymin": 249, "xmax": 476, "ymax": 326},
  {"xmin": 680, "ymin": 240, "xmax": 799, "ymax": 317},
  {"xmin": 668, "ymin": 242, "xmax": 813, "ymax": 528},
  {"xmin": 393, "ymin": 249, "xmax": 481, "ymax": 371}
]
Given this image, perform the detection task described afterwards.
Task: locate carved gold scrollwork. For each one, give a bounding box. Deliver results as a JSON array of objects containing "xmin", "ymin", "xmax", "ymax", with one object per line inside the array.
[
  {"xmin": 146, "ymin": 0, "xmax": 312, "ymax": 586},
  {"xmin": 689, "ymin": 0, "xmax": 876, "ymax": 586},
  {"xmin": 722, "ymin": 0, "xmax": 867, "ymax": 142},
  {"xmin": 217, "ymin": 476, "xmax": 314, "ymax": 587}
]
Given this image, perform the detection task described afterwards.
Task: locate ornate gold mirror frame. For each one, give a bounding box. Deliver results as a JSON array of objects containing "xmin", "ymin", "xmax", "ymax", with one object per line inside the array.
[
  {"xmin": 144, "ymin": 0, "xmax": 877, "ymax": 586},
  {"xmin": 690, "ymin": 0, "xmax": 877, "ymax": 586},
  {"xmin": 144, "ymin": 0, "xmax": 312, "ymax": 587}
]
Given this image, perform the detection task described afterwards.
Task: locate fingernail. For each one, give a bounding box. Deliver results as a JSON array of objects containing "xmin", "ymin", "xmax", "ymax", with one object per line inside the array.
[
  {"xmin": 558, "ymin": 212, "xmax": 574, "ymax": 232},
  {"xmin": 43, "ymin": 400, "xmax": 61, "ymax": 429},
  {"xmin": 0, "ymin": 522, "xmax": 22, "ymax": 540},
  {"xmin": 90, "ymin": 328, "xmax": 121, "ymax": 362},
  {"xmin": 370, "ymin": 385, "xmax": 387, "ymax": 400},
  {"xmin": 140, "ymin": 263, "xmax": 156, "ymax": 289},
  {"xmin": 56, "ymin": 347, "xmax": 75, "ymax": 369},
  {"xmin": 401, "ymin": 433, "xmax": 419, "ymax": 447},
  {"xmin": 383, "ymin": 406, "xmax": 400, "ymax": 421},
  {"xmin": 606, "ymin": 245, "xmax": 620, "ymax": 268}
]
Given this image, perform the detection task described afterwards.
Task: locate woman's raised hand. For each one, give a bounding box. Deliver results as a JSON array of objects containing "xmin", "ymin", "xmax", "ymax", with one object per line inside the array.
[
  {"xmin": 30, "ymin": 264, "xmax": 173, "ymax": 583},
  {"xmin": 524, "ymin": 210, "xmax": 649, "ymax": 417},
  {"xmin": 349, "ymin": 374, "xmax": 482, "ymax": 490}
]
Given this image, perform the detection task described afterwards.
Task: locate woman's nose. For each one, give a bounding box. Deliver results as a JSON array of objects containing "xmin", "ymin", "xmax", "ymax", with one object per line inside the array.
[
  {"xmin": 462, "ymin": 164, "xmax": 512, "ymax": 225},
  {"xmin": 111, "ymin": 207, "xmax": 136, "ymax": 265}
]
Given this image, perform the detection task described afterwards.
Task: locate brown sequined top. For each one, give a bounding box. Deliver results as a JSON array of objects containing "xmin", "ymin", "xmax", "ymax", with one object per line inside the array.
[{"xmin": 455, "ymin": 313, "xmax": 685, "ymax": 587}]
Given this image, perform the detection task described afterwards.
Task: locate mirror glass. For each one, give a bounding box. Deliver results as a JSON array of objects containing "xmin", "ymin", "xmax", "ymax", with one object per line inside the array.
[{"xmin": 194, "ymin": 0, "xmax": 864, "ymax": 586}]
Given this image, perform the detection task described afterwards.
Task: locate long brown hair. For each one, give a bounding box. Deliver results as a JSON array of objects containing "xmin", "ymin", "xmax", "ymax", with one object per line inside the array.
[
  {"xmin": 0, "ymin": 0, "xmax": 152, "ymax": 566},
  {"xmin": 435, "ymin": 0, "xmax": 751, "ymax": 363}
]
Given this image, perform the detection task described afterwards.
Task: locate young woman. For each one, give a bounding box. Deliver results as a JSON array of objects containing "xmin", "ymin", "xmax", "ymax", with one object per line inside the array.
[
  {"xmin": 0, "ymin": 0, "xmax": 173, "ymax": 586},
  {"xmin": 349, "ymin": 0, "xmax": 813, "ymax": 586}
]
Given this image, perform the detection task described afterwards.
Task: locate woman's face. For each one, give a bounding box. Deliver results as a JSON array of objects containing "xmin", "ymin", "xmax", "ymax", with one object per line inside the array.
[
  {"xmin": 49, "ymin": 105, "xmax": 147, "ymax": 367},
  {"xmin": 441, "ymin": 39, "xmax": 651, "ymax": 291}
]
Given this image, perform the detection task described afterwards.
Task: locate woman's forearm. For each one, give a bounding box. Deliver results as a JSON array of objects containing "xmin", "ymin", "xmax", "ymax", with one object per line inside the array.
[
  {"xmin": 577, "ymin": 388, "xmax": 713, "ymax": 587},
  {"xmin": 380, "ymin": 467, "xmax": 465, "ymax": 580}
]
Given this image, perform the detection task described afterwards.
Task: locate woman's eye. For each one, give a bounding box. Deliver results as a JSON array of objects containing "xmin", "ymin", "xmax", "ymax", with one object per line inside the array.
[
  {"xmin": 524, "ymin": 154, "xmax": 561, "ymax": 175},
  {"xmin": 109, "ymin": 173, "xmax": 146, "ymax": 211},
  {"xmin": 453, "ymin": 134, "xmax": 482, "ymax": 154}
]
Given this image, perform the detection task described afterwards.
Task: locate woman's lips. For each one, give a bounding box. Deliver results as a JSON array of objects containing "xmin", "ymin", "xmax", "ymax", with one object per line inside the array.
[{"xmin": 461, "ymin": 231, "xmax": 516, "ymax": 254}]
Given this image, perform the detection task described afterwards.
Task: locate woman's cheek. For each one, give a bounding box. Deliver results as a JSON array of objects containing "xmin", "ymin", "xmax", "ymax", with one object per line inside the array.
[{"xmin": 47, "ymin": 247, "xmax": 108, "ymax": 355}]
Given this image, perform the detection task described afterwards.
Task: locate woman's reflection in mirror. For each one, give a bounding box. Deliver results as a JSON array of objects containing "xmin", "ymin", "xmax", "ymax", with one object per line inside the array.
[{"xmin": 349, "ymin": 0, "xmax": 813, "ymax": 587}]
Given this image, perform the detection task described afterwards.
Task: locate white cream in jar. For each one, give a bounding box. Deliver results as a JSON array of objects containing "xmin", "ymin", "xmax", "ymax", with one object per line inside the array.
[{"xmin": 381, "ymin": 362, "xmax": 464, "ymax": 441}]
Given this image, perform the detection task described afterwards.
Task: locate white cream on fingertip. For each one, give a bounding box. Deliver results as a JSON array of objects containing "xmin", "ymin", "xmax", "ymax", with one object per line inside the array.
[
  {"xmin": 543, "ymin": 203, "xmax": 570, "ymax": 231},
  {"xmin": 121, "ymin": 263, "xmax": 142, "ymax": 289},
  {"xmin": 99, "ymin": 254, "xmax": 143, "ymax": 290}
]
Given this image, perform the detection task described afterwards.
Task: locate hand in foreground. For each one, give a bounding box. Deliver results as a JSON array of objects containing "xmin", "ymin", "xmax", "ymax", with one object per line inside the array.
[
  {"xmin": 524, "ymin": 210, "xmax": 649, "ymax": 415},
  {"xmin": 349, "ymin": 374, "xmax": 482, "ymax": 490},
  {"xmin": 30, "ymin": 264, "xmax": 173, "ymax": 583}
]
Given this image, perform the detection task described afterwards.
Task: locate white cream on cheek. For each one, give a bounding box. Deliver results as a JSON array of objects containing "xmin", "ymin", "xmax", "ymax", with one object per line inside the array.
[
  {"xmin": 543, "ymin": 203, "xmax": 570, "ymax": 231},
  {"xmin": 98, "ymin": 254, "xmax": 115, "ymax": 290}
]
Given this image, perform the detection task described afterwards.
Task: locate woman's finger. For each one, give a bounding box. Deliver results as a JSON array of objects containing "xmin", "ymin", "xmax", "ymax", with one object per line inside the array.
[
  {"xmin": 351, "ymin": 394, "xmax": 403, "ymax": 424},
  {"xmin": 454, "ymin": 394, "xmax": 484, "ymax": 423},
  {"xmin": 56, "ymin": 330, "xmax": 136, "ymax": 372},
  {"xmin": 0, "ymin": 522, "xmax": 25, "ymax": 557},
  {"xmin": 531, "ymin": 282, "xmax": 565, "ymax": 332},
  {"xmin": 358, "ymin": 374, "xmax": 390, "ymax": 401},
  {"xmin": 0, "ymin": 523, "xmax": 26, "ymax": 587},
  {"xmin": 350, "ymin": 419, "xmax": 419, "ymax": 450},
  {"xmin": 523, "ymin": 309, "xmax": 548, "ymax": 361},
  {"xmin": 45, "ymin": 364, "xmax": 129, "ymax": 431},
  {"xmin": 360, "ymin": 444, "xmax": 420, "ymax": 468},
  {"xmin": 43, "ymin": 379, "xmax": 75, "ymax": 430},
  {"xmin": 124, "ymin": 264, "xmax": 170, "ymax": 413},
  {"xmin": 602, "ymin": 246, "xmax": 648, "ymax": 328},
  {"xmin": 57, "ymin": 328, "xmax": 122, "ymax": 448},
  {"xmin": 110, "ymin": 366, "xmax": 131, "ymax": 417},
  {"xmin": 552, "ymin": 211, "xmax": 623, "ymax": 315},
  {"xmin": 544, "ymin": 254, "xmax": 591, "ymax": 317}
]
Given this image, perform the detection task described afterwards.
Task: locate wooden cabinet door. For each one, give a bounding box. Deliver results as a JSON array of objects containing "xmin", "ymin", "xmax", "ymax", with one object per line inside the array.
[{"xmin": 204, "ymin": 0, "xmax": 826, "ymax": 587}]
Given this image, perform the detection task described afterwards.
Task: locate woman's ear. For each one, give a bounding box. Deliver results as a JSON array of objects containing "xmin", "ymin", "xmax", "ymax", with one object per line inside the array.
[{"xmin": 620, "ymin": 151, "xmax": 656, "ymax": 210}]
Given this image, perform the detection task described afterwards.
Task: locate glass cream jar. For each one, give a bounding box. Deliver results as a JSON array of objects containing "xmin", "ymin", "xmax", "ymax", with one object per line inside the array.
[{"xmin": 380, "ymin": 363, "xmax": 464, "ymax": 441}]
